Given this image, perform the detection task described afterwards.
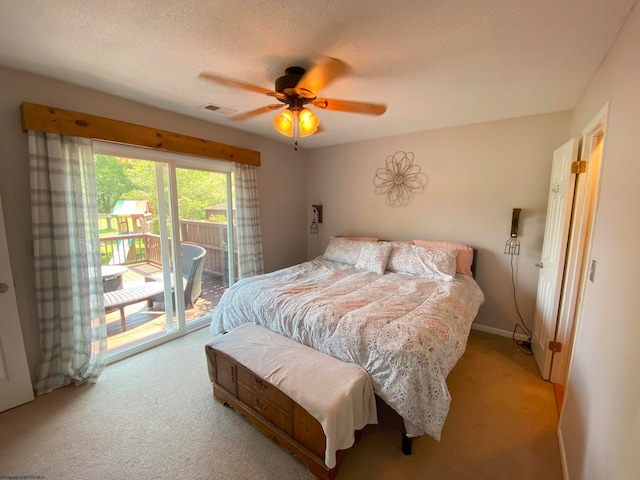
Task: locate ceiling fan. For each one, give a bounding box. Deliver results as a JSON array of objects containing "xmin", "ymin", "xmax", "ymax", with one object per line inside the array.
[{"xmin": 199, "ymin": 57, "xmax": 386, "ymax": 149}]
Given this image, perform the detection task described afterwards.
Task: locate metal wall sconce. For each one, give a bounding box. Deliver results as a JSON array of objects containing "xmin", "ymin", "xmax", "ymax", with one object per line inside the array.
[
  {"xmin": 310, "ymin": 204, "xmax": 322, "ymax": 234},
  {"xmin": 504, "ymin": 208, "xmax": 521, "ymax": 255}
]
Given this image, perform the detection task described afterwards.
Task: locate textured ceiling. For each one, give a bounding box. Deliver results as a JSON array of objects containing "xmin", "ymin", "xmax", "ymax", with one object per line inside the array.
[{"xmin": 0, "ymin": 0, "xmax": 636, "ymax": 148}]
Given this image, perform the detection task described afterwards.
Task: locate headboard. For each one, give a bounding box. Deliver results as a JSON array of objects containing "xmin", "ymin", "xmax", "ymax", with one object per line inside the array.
[{"xmin": 471, "ymin": 248, "xmax": 478, "ymax": 278}]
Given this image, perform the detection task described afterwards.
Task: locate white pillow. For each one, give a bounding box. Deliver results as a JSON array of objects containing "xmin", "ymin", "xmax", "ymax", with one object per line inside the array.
[
  {"xmin": 355, "ymin": 242, "xmax": 393, "ymax": 275},
  {"xmin": 413, "ymin": 239, "xmax": 475, "ymax": 276},
  {"xmin": 386, "ymin": 244, "xmax": 458, "ymax": 281},
  {"xmin": 323, "ymin": 237, "xmax": 368, "ymax": 265}
]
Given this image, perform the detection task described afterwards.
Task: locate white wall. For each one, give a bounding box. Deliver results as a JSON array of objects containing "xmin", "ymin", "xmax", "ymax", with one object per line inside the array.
[
  {"xmin": 559, "ymin": 3, "xmax": 640, "ymax": 479},
  {"xmin": 306, "ymin": 112, "xmax": 571, "ymax": 334},
  {"xmin": 0, "ymin": 67, "xmax": 308, "ymax": 377}
]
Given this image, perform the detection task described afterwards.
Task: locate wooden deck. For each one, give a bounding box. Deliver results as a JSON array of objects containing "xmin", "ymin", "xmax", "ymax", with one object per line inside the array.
[{"xmin": 105, "ymin": 262, "xmax": 226, "ymax": 353}]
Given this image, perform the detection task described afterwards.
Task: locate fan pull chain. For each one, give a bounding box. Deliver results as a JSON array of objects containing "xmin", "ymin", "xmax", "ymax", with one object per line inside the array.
[{"xmin": 293, "ymin": 111, "xmax": 300, "ymax": 151}]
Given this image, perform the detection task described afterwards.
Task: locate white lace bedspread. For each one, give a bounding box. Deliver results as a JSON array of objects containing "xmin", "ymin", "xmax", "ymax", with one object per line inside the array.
[{"xmin": 209, "ymin": 258, "xmax": 485, "ymax": 440}]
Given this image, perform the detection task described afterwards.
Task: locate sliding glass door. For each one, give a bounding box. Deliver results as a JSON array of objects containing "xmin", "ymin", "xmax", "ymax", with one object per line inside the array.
[
  {"xmin": 175, "ymin": 167, "xmax": 235, "ymax": 327},
  {"xmin": 94, "ymin": 142, "xmax": 234, "ymax": 361}
]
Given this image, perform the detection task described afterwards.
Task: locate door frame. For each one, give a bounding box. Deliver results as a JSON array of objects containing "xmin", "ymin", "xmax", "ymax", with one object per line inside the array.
[
  {"xmin": 549, "ymin": 103, "xmax": 609, "ymax": 385},
  {"xmin": 93, "ymin": 140, "xmax": 235, "ymax": 364}
]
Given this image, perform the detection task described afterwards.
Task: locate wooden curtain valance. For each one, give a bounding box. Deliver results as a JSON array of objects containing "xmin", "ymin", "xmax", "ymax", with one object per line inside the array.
[{"xmin": 20, "ymin": 102, "xmax": 260, "ymax": 166}]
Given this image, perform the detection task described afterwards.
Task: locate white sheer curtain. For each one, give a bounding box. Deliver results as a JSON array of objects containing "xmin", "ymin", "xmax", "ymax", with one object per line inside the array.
[
  {"xmin": 29, "ymin": 131, "xmax": 107, "ymax": 395},
  {"xmin": 233, "ymin": 163, "xmax": 264, "ymax": 279}
]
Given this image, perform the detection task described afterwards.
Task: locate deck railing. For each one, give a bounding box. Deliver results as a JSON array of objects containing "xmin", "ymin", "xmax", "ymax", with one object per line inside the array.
[
  {"xmin": 180, "ymin": 219, "xmax": 237, "ymax": 278},
  {"xmin": 144, "ymin": 233, "xmax": 163, "ymax": 266},
  {"xmin": 100, "ymin": 233, "xmax": 148, "ymax": 266},
  {"xmin": 99, "ymin": 220, "xmax": 237, "ymax": 280}
]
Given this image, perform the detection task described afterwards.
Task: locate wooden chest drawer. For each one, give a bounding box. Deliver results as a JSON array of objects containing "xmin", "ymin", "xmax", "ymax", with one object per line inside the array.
[
  {"xmin": 237, "ymin": 365, "xmax": 292, "ymax": 414},
  {"xmin": 237, "ymin": 382, "xmax": 293, "ymax": 435}
]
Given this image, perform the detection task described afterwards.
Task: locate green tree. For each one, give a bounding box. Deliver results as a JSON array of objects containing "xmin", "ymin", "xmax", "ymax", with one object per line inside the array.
[
  {"xmin": 94, "ymin": 155, "xmax": 138, "ymax": 214},
  {"xmin": 95, "ymin": 156, "xmax": 231, "ymax": 234},
  {"xmin": 176, "ymin": 168, "xmax": 227, "ymax": 221}
]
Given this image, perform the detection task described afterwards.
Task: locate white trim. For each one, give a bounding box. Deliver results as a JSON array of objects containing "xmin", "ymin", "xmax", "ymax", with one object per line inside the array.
[
  {"xmin": 558, "ymin": 427, "xmax": 570, "ymax": 480},
  {"xmin": 167, "ymin": 163, "xmax": 187, "ymax": 331},
  {"xmin": 581, "ymin": 102, "xmax": 610, "ymax": 136},
  {"xmin": 550, "ymin": 101, "xmax": 609, "ymax": 386},
  {"xmin": 107, "ymin": 323, "xmax": 209, "ymax": 365},
  {"xmin": 471, "ymin": 323, "xmax": 529, "ymax": 341},
  {"xmin": 107, "ymin": 329, "xmax": 185, "ymax": 364},
  {"xmin": 92, "ymin": 140, "xmax": 234, "ymax": 172}
]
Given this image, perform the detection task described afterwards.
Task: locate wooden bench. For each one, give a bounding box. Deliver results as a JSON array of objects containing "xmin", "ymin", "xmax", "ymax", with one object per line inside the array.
[
  {"xmin": 103, "ymin": 283, "xmax": 165, "ymax": 331},
  {"xmin": 205, "ymin": 323, "xmax": 377, "ymax": 480}
]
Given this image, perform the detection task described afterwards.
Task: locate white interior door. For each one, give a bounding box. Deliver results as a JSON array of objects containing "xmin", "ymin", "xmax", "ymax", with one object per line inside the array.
[
  {"xmin": 531, "ymin": 139, "xmax": 579, "ymax": 379},
  {"xmin": 0, "ymin": 195, "xmax": 34, "ymax": 411}
]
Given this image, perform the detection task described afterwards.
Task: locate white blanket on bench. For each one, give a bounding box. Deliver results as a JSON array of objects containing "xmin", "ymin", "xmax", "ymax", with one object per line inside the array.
[{"xmin": 209, "ymin": 323, "xmax": 378, "ymax": 468}]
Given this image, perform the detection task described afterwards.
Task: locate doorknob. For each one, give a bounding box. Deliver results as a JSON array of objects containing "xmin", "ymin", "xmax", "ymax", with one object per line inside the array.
[
  {"xmin": 535, "ymin": 262, "xmax": 543, "ymax": 269},
  {"xmin": 0, "ymin": 283, "xmax": 8, "ymax": 293}
]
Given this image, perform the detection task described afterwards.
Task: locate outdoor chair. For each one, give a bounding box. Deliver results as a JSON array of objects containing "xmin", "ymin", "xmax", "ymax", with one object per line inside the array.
[{"xmin": 145, "ymin": 243, "xmax": 206, "ymax": 309}]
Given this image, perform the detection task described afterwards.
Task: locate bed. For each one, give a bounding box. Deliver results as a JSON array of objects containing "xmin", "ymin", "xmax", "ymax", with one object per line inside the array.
[{"xmin": 209, "ymin": 237, "xmax": 484, "ymax": 446}]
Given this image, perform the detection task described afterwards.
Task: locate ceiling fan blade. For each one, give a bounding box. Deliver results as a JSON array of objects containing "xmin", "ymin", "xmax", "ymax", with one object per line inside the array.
[
  {"xmin": 230, "ymin": 104, "xmax": 284, "ymax": 121},
  {"xmin": 199, "ymin": 72, "xmax": 276, "ymax": 96},
  {"xmin": 312, "ymin": 98, "xmax": 387, "ymax": 116},
  {"xmin": 294, "ymin": 57, "xmax": 348, "ymax": 99}
]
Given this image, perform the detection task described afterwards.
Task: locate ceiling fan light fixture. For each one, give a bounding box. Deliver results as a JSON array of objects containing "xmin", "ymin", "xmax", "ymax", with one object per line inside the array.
[
  {"xmin": 298, "ymin": 108, "xmax": 319, "ymax": 137},
  {"xmin": 273, "ymin": 108, "xmax": 294, "ymax": 137},
  {"xmin": 273, "ymin": 107, "xmax": 319, "ymax": 139}
]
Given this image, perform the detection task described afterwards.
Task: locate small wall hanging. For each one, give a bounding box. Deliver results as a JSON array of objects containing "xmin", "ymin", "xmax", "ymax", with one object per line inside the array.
[{"xmin": 373, "ymin": 151, "xmax": 428, "ymax": 207}]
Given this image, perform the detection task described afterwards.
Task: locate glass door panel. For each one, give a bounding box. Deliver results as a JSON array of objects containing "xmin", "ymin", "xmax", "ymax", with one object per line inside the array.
[
  {"xmin": 174, "ymin": 167, "xmax": 235, "ymax": 329},
  {"xmin": 94, "ymin": 148, "xmax": 235, "ymax": 360},
  {"xmin": 95, "ymin": 155, "xmax": 177, "ymax": 356}
]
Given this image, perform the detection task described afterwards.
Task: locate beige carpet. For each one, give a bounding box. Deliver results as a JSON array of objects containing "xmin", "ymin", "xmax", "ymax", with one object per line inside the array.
[{"xmin": 0, "ymin": 327, "xmax": 562, "ymax": 480}]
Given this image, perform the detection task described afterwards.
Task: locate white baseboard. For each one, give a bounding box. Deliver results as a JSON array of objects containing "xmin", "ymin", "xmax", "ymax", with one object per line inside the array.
[
  {"xmin": 558, "ymin": 428, "xmax": 569, "ymax": 479},
  {"xmin": 471, "ymin": 323, "xmax": 529, "ymax": 342}
]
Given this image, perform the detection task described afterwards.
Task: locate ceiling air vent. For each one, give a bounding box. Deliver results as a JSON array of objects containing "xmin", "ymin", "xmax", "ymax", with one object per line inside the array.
[{"xmin": 200, "ymin": 103, "xmax": 236, "ymax": 116}]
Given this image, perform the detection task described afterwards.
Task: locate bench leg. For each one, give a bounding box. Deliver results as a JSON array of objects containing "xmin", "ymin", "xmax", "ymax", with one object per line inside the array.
[{"xmin": 119, "ymin": 308, "xmax": 126, "ymax": 332}]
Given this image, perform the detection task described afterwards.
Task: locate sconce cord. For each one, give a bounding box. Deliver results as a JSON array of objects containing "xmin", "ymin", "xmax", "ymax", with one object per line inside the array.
[{"xmin": 510, "ymin": 251, "xmax": 533, "ymax": 354}]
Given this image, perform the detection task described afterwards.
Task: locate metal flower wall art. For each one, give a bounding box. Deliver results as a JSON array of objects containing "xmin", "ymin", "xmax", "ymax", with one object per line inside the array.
[{"xmin": 373, "ymin": 151, "xmax": 428, "ymax": 207}]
